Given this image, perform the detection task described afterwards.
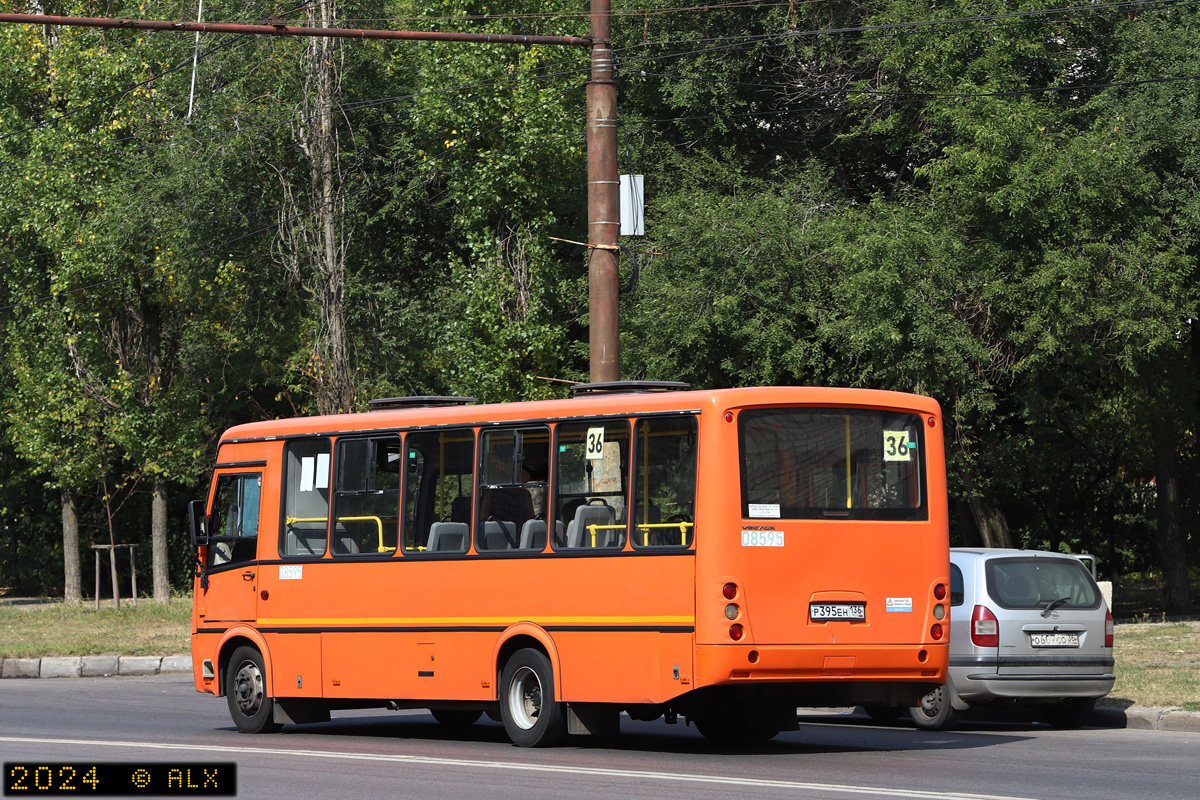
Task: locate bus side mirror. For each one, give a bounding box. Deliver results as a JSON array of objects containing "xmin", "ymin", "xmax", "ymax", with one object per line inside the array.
[{"xmin": 189, "ymin": 499, "xmax": 209, "ymax": 548}]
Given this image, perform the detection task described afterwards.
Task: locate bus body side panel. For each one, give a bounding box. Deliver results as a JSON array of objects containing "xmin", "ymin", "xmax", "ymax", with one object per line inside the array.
[
  {"xmin": 253, "ymin": 554, "xmax": 696, "ymax": 705},
  {"xmin": 692, "ymin": 393, "xmax": 950, "ymax": 692}
]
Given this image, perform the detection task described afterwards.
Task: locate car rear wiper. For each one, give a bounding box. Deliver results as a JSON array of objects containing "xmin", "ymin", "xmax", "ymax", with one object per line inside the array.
[{"xmin": 1041, "ymin": 596, "xmax": 1072, "ymax": 617}]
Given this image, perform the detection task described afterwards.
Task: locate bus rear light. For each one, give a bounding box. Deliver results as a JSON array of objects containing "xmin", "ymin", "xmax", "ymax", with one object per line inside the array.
[
  {"xmin": 930, "ymin": 624, "xmax": 943, "ymax": 640},
  {"xmin": 972, "ymin": 605, "xmax": 999, "ymax": 647},
  {"xmin": 729, "ymin": 624, "xmax": 744, "ymax": 641},
  {"xmin": 933, "ymin": 604, "xmax": 945, "ymax": 620},
  {"xmin": 928, "ymin": 416, "xmax": 937, "ymax": 428},
  {"xmin": 725, "ymin": 603, "xmax": 739, "ymax": 620},
  {"xmin": 934, "ymin": 583, "xmax": 946, "ymax": 601},
  {"xmin": 722, "ymin": 582, "xmax": 738, "ymax": 600},
  {"xmin": 1105, "ymin": 610, "xmax": 1114, "ymax": 648},
  {"xmin": 724, "ymin": 411, "xmax": 734, "ymax": 423}
]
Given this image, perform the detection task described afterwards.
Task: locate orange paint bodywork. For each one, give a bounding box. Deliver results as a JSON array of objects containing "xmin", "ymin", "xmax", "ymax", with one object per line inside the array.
[{"xmin": 191, "ymin": 387, "xmax": 949, "ymax": 711}]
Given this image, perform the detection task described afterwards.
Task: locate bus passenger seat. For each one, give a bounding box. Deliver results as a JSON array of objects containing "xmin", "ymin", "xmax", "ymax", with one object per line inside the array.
[
  {"xmin": 567, "ymin": 504, "xmax": 616, "ymax": 548},
  {"xmin": 427, "ymin": 521, "xmax": 468, "ymax": 552},
  {"xmin": 519, "ymin": 518, "xmax": 547, "ymax": 550},
  {"xmin": 483, "ymin": 519, "xmax": 517, "ymax": 550}
]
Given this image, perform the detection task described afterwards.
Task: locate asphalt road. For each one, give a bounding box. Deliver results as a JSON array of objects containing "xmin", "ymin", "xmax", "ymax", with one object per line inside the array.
[{"xmin": 2, "ymin": 676, "xmax": 1197, "ymax": 800}]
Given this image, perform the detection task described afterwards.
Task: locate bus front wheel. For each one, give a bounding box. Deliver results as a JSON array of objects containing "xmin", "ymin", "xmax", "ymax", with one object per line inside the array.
[
  {"xmin": 499, "ymin": 648, "xmax": 567, "ymax": 747},
  {"xmin": 225, "ymin": 645, "xmax": 282, "ymax": 734}
]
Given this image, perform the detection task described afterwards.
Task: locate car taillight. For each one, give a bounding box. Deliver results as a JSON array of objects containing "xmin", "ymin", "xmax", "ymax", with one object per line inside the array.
[
  {"xmin": 1105, "ymin": 609, "xmax": 1114, "ymax": 648},
  {"xmin": 972, "ymin": 605, "xmax": 999, "ymax": 647}
]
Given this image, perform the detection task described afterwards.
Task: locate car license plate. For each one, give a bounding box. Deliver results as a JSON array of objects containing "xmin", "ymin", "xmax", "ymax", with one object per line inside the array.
[
  {"xmin": 1029, "ymin": 632, "xmax": 1079, "ymax": 648},
  {"xmin": 810, "ymin": 603, "xmax": 866, "ymax": 621}
]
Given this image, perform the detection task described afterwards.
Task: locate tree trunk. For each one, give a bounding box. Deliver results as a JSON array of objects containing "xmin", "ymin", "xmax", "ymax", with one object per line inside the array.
[
  {"xmin": 962, "ymin": 472, "xmax": 1014, "ymax": 548},
  {"xmin": 275, "ymin": 0, "xmax": 354, "ymax": 415},
  {"xmin": 61, "ymin": 488, "xmax": 81, "ymax": 603},
  {"xmin": 1152, "ymin": 417, "xmax": 1192, "ymax": 615},
  {"xmin": 152, "ymin": 477, "xmax": 169, "ymax": 602}
]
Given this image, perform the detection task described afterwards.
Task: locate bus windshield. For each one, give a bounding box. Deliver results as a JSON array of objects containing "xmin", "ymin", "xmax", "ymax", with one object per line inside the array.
[{"xmin": 739, "ymin": 408, "xmax": 926, "ymax": 520}]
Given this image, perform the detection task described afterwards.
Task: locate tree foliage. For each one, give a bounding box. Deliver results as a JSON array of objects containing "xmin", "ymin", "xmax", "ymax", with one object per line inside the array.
[{"xmin": 0, "ymin": 0, "xmax": 1196, "ymax": 610}]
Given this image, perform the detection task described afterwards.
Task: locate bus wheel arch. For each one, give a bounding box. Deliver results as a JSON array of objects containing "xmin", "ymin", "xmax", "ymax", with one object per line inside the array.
[
  {"xmin": 493, "ymin": 625, "xmax": 562, "ymax": 701},
  {"xmin": 215, "ymin": 628, "xmax": 272, "ymax": 698}
]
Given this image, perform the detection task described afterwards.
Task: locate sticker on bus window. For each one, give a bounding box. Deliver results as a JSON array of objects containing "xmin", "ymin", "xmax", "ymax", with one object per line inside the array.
[
  {"xmin": 300, "ymin": 457, "xmax": 315, "ymax": 492},
  {"xmin": 742, "ymin": 529, "xmax": 785, "ymax": 547},
  {"xmin": 585, "ymin": 427, "xmax": 605, "ymax": 460},
  {"xmin": 883, "ymin": 430, "xmax": 913, "ymax": 462},
  {"xmin": 315, "ymin": 453, "xmax": 331, "ymax": 488},
  {"xmin": 748, "ymin": 503, "xmax": 780, "ymax": 519}
]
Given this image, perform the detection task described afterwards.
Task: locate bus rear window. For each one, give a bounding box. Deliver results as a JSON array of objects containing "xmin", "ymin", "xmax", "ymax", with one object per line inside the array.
[{"xmin": 738, "ymin": 408, "xmax": 926, "ymax": 520}]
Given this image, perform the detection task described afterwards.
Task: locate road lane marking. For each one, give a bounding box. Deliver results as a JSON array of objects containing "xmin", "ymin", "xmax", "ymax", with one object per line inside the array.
[{"xmin": 0, "ymin": 736, "xmax": 1043, "ymax": 800}]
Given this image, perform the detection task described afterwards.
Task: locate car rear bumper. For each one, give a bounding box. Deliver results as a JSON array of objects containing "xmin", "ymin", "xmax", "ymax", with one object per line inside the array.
[{"xmin": 952, "ymin": 663, "xmax": 1114, "ymax": 701}]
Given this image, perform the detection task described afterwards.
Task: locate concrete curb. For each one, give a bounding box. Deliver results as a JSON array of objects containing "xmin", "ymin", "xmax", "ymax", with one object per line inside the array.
[
  {"xmin": 1, "ymin": 655, "xmax": 191, "ymax": 679},
  {"xmin": 1095, "ymin": 706, "xmax": 1200, "ymax": 732}
]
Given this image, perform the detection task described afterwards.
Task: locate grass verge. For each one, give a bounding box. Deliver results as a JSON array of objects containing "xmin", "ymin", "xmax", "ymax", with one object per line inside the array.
[
  {"xmin": 1100, "ymin": 621, "xmax": 1200, "ymax": 712},
  {"xmin": 0, "ymin": 597, "xmax": 191, "ymax": 659}
]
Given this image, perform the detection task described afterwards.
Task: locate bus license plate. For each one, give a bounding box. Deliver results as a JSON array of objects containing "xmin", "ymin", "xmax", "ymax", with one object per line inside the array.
[
  {"xmin": 1029, "ymin": 632, "xmax": 1079, "ymax": 648},
  {"xmin": 810, "ymin": 603, "xmax": 866, "ymax": 621}
]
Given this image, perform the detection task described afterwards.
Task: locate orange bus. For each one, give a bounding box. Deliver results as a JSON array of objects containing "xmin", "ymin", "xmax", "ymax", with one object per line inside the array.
[{"xmin": 188, "ymin": 382, "xmax": 949, "ymax": 746}]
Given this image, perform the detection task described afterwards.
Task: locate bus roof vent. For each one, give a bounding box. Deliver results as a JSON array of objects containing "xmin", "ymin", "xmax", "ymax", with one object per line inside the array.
[
  {"xmin": 569, "ymin": 380, "xmax": 691, "ymax": 396},
  {"xmin": 368, "ymin": 396, "xmax": 478, "ymax": 411}
]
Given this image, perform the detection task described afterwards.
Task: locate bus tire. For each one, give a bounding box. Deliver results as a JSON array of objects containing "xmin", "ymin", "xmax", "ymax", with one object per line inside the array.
[
  {"xmin": 226, "ymin": 645, "xmax": 282, "ymax": 734},
  {"xmin": 909, "ymin": 685, "xmax": 959, "ymax": 731},
  {"xmin": 431, "ymin": 709, "xmax": 483, "ymax": 727},
  {"xmin": 692, "ymin": 704, "xmax": 782, "ymax": 744},
  {"xmin": 499, "ymin": 648, "xmax": 567, "ymax": 747}
]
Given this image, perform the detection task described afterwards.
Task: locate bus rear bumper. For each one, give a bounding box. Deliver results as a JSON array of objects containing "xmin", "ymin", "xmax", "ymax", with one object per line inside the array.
[{"xmin": 693, "ymin": 643, "xmax": 947, "ymax": 705}]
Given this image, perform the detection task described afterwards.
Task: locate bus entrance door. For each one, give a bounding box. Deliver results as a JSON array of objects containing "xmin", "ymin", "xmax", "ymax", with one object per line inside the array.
[{"xmin": 199, "ymin": 472, "xmax": 264, "ymax": 624}]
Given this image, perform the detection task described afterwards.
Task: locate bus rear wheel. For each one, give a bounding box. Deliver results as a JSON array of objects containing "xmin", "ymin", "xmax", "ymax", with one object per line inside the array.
[
  {"xmin": 431, "ymin": 709, "xmax": 483, "ymax": 727},
  {"xmin": 226, "ymin": 645, "xmax": 281, "ymax": 734},
  {"xmin": 692, "ymin": 705, "xmax": 783, "ymax": 744},
  {"xmin": 499, "ymin": 648, "xmax": 566, "ymax": 747}
]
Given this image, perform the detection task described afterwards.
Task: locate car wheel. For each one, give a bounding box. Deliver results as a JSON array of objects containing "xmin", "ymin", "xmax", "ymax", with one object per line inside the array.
[
  {"xmin": 225, "ymin": 645, "xmax": 282, "ymax": 733},
  {"xmin": 499, "ymin": 648, "xmax": 567, "ymax": 747},
  {"xmin": 1042, "ymin": 697, "xmax": 1096, "ymax": 729},
  {"xmin": 909, "ymin": 685, "xmax": 960, "ymax": 731}
]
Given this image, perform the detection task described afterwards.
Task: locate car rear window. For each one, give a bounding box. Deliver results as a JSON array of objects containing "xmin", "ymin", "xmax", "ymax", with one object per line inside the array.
[{"xmin": 984, "ymin": 557, "xmax": 1100, "ymax": 610}]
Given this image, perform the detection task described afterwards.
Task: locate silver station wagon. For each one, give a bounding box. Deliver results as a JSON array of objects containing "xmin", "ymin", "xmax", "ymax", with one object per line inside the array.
[{"xmin": 908, "ymin": 547, "xmax": 1115, "ymax": 730}]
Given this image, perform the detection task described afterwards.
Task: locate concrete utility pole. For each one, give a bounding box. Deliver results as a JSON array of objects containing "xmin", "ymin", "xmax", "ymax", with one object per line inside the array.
[{"xmin": 0, "ymin": 3, "xmax": 622, "ymax": 382}]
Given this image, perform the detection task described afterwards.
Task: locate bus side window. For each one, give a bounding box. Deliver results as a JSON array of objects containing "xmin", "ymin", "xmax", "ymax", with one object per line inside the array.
[
  {"xmin": 332, "ymin": 437, "xmax": 401, "ymax": 556},
  {"xmin": 404, "ymin": 429, "xmax": 473, "ymax": 554},
  {"xmin": 477, "ymin": 427, "xmax": 550, "ymax": 552},
  {"xmin": 281, "ymin": 438, "xmax": 331, "ymax": 558},
  {"xmin": 209, "ymin": 473, "xmax": 261, "ymax": 567},
  {"xmin": 632, "ymin": 416, "xmax": 698, "ymax": 548},
  {"xmin": 554, "ymin": 420, "xmax": 630, "ymax": 549}
]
